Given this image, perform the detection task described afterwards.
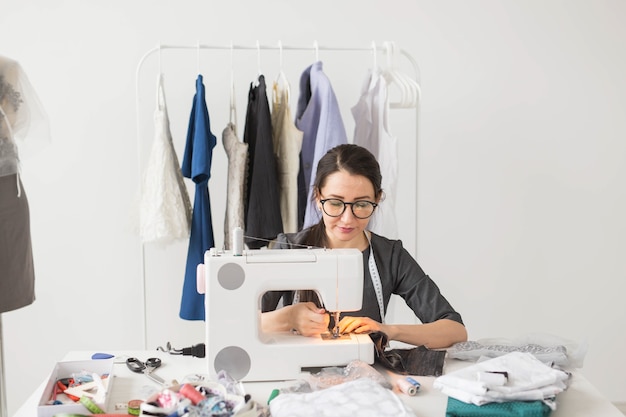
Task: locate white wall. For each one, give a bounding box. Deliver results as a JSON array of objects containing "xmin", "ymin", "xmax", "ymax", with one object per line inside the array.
[{"xmin": 2, "ymin": 1, "xmax": 625, "ymax": 414}]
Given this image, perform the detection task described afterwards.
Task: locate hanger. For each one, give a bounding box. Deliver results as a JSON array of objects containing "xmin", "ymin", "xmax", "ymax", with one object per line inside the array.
[
  {"xmin": 196, "ymin": 40, "xmax": 201, "ymax": 75},
  {"xmin": 313, "ymin": 40, "xmax": 320, "ymax": 62},
  {"xmin": 397, "ymin": 44, "xmax": 420, "ymax": 108},
  {"xmin": 396, "ymin": 42, "xmax": 420, "ymax": 108},
  {"xmin": 156, "ymin": 43, "xmax": 165, "ymax": 112},
  {"xmin": 371, "ymin": 40, "xmax": 379, "ymax": 71},
  {"xmin": 229, "ymin": 41, "xmax": 238, "ymax": 133},
  {"xmin": 273, "ymin": 40, "xmax": 291, "ymax": 104},
  {"xmin": 403, "ymin": 69, "xmax": 421, "ymax": 108},
  {"xmin": 383, "ymin": 41, "xmax": 408, "ymax": 107},
  {"xmin": 383, "ymin": 41, "xmax": 419, "ymax": 109},
  {"xmin": 254, "ymin": 40, "xmax": 263, "ymax": 84},
  {"xmin": 158, "ymin": 41, "xmax": 162, "ymax": 74}
]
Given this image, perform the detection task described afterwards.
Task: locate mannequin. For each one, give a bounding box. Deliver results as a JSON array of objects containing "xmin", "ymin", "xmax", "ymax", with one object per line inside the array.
[{"xmin": 0, "ymin": 54, "xmax": 49, "ymax": 417}]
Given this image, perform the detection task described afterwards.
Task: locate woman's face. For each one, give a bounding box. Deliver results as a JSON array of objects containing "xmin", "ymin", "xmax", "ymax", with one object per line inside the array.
[{"xmin": 317, "ymin": 169, "xmax": 377, "ymax": 249}]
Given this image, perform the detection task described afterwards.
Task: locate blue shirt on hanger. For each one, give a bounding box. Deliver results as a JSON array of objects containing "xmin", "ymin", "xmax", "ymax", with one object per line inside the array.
[
  {"xmin": 295, "ymin": 61, "xmax": 348, "ymax": 230},
  {"xmin": 180, "ymin": 74, "xmax": 216, "ymax": 321}
]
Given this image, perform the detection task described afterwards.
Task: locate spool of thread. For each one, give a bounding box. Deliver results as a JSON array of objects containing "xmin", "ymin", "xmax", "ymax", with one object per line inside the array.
[
  {"xmin": 232, "ymin": 226, "xmax": 243, "ymax": 256},
  {"xmin": 396, "ymin": 378, "xmax": 418, "ymax": 396},
  {"xmin": 127, "ymin": 399, "xmax": 142, "ymax": 416},
  {"xmin": 406, "ymin": 376, "xmax": 421, "ymax": 391},
  {"xmin": 179, "ymin": 384, "xmax": 205, "ymax": 405}
]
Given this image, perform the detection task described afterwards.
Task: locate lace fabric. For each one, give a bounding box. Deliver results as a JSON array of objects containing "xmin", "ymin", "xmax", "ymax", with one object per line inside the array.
[
  {"xmin": 0, "ymin": 54, "xmax": 50, "ymax": 177},
  {"xmin": 447, "ymin": 333, "xmax": 588, "ymax": 368},
  {"xmin": 138, "ymin": 74, "xmax": 192, "ymax": 244},
  {"xmin": 448, "ymin": 341, "xmax": 568, "ymax": 365},
  {"xmin": 0, "ymin": 137, "xmax": 19, "ymax": 177},
  {"xmin": 222, "ymin": 122, "xmax": 248, "ymax": 250}
]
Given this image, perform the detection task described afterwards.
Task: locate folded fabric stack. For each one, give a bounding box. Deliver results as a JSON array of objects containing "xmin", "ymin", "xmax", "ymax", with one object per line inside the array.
[
  {"xmin": 434, "ymin": 352, "xmax": 570, "ymax": 416},
  {"xmin": 444, "ymin": 397, "xmax": 552, "ymax": 417}
]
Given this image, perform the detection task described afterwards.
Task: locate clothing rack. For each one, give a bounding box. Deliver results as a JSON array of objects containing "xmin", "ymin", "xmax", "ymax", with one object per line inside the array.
[
  {"xmin": 134, "ymin": 41, "xmax": 420, "ymax": 349},
  {"xmin": 136, "ymin": 41, "xmax": 420, "ymax": 73}
]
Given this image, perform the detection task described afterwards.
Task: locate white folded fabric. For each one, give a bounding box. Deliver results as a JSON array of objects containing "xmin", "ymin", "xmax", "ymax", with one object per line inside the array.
[
  {"xmin": 269, "ymin": 377, "xmax": 416, "ymax": 417},
  {"xmin": 434, "ymin": 351, "xmax": 569, "ymax": 406}
]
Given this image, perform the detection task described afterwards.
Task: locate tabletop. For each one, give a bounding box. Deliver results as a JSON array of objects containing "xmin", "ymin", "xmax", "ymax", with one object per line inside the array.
[{"xmin": 14, "ymin": 350, "xmax": 624, "ymax": 417}]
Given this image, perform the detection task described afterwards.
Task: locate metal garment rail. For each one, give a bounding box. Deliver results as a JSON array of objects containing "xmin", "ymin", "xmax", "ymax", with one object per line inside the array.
[
  {"xmin": 134, "ymin": 41, "xmax": 420, "ymax": 349},
  {"xmin": 0, "ymin": 315, "xmax": 6, "ymax": 417}
]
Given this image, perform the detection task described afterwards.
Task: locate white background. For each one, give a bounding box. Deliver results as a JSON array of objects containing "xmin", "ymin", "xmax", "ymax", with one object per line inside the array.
[{"xmin": 2, "ymin": 1, "xmax": 625, "ymax": 414}]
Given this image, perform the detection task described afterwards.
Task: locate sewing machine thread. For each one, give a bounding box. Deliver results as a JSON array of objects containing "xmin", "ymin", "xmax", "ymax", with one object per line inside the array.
[{"xmin": 396, "ymin": 377, "xmax": 419, "ymax": 396}]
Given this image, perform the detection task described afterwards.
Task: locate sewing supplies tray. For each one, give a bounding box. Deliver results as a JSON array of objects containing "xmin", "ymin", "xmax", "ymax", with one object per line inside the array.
[{"xmin": 37, "ymin": 359, "xmax": 114, "ymax": 417}]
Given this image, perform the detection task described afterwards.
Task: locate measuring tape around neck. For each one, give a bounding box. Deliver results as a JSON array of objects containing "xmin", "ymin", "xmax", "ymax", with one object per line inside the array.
[{"xmin": 366, "ymin": 232, "xmax": 385, "ymax": 324}]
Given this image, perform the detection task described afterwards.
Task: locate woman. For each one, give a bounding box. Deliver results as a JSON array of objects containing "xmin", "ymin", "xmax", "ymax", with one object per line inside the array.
[{"xmin": 261, "ymin": 144, "xmax": 467, "ymax": 349}]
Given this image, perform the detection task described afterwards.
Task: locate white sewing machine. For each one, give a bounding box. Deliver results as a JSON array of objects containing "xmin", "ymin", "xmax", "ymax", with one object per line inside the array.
[{"xmin": 196, "ymin": 247, "xmax": 374, "ymax": 382}]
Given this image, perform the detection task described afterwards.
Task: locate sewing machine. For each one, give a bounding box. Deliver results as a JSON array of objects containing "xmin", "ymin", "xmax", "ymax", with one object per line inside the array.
[{"xmin": 196, "ymin": 247, "xmax": 375, "ymax": 382}]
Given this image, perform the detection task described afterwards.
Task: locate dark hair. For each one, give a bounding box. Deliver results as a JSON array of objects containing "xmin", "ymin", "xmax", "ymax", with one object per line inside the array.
[{"xmin": 306, "ymin": 144, "xmax": 383, "ymax": 247}]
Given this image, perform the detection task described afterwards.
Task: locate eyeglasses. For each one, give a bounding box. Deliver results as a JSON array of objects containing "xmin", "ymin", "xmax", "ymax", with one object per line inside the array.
[{"xmin": 320, "ymin": 198, "xmax": 378, "ymax": 219}]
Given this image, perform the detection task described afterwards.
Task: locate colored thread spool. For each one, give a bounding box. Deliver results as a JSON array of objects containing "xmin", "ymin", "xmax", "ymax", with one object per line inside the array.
[
  {"xmin": 128, "ymin": 399, "xmax": 142, "ymax": 416},
  {"xmin": 406, "ymin": 376, "xmax": 421, "ymax": 390},
  {"xmin": 179, "ymin": 383, "xmax": 205, "ymax": 405},
  {"xmin": 396, "ymin": 378, "xmax": 418, "ymax": 396}
]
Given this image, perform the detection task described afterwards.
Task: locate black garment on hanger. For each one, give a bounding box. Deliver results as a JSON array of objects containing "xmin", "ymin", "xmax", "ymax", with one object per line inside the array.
[{"xmin": 243, "ymin": 75, "xmax": 283, "ymax": 248}]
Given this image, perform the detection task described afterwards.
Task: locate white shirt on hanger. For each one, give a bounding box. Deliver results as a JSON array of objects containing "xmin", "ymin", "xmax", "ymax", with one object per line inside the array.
[{"xmin": 352, "ymin": 68, "xmax": 398, "ymax": 239}]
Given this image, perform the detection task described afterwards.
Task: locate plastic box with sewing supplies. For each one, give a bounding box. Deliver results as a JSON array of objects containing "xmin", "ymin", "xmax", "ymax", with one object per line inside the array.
[
  {"xmin": 37, "ymin": 359, "xmax": 115, "ymax": 417},
  {"xmin": 139, "ymin": 372, "xmax": 262, "ymax": 416}
]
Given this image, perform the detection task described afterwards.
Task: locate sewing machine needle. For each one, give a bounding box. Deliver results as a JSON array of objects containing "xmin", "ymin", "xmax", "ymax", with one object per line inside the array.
[{"xmin": 333, "ymin": 311, "xmax": 341, "ymax": 338}]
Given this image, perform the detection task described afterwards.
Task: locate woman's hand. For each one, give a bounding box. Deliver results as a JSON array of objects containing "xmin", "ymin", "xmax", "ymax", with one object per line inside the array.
[
  {"xmin": 338, "ymin": 316, "xmax": 382, "ymax": 335},
  {"xmin": 289, "ymin": 302, "xmax": 330, "ymax": 337},
  {"xmin": 337, "ymin": 317, "xmax": 467, "ymax": 349}
]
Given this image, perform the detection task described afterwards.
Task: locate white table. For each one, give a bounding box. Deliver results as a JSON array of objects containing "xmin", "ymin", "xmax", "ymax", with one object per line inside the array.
[{"xmin": 15, "ymin": 350, "xmax": 624, "ymax": 417}]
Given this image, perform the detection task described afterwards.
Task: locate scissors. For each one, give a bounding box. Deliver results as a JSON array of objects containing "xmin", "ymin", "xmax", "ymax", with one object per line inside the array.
[{"xmin": 126, "ymin": 357, "xmax": 166, "ymax": 385}]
